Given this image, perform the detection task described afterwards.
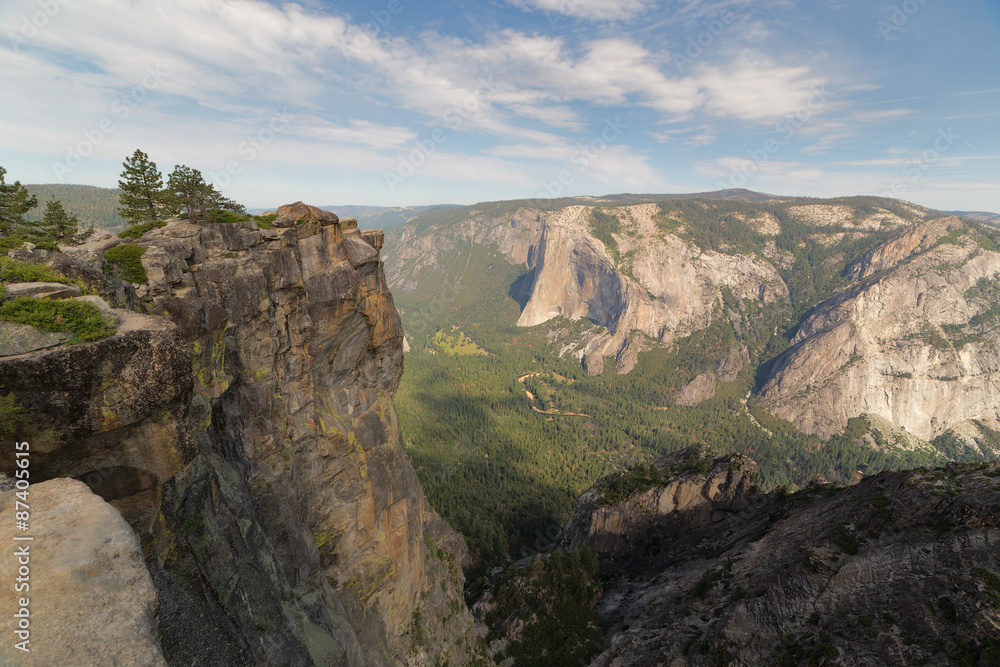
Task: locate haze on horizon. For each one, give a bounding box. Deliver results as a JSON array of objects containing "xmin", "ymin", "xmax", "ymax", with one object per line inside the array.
[{"xmin": 1, "ymin": 0, "xmax": 998, "ymax": 212}]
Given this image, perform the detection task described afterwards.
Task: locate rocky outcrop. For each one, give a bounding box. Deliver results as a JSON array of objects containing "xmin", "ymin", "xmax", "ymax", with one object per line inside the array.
[
  {"xmin": 0, "ymin": 212, "xmax": 485, "ymax": 666},
  {"xmin": 3, "ymin": 281, "xmax": 81, "ymax": 299},
  {"xmin": 515, "ymin": 205, "xmax": 786, "ymax": 374},
  {"xmin": 557, "ymin": 446, "xmax": 757, "ymax": 557},
  {"xmin": 0, "ymin": 479, "xmax": 167, "ymax": 666},
  {"xmin": 477, "ymin": 451, "xmax": 1000, "ymax": 667},
  {"xmin": 585, "ymin": 458, "xmax": 1000, "ymax": 667},
  {"xmin": 0, "ymin": 311, "xmax": 195, "ymax": 534},
  {"xmin": 275, "ymin": 201, "xmax": 340, "ymax": 227},
  {"xmin": 674, "ymin": 371, "xmax": 717, "ymax": 406},
  {"xmin": 845, "ymin": 215, "xmax": 962, "ymax": 280},
  {"xmin": 757, "ymin": 226, "xmax": 1000, "ymax": 442}
]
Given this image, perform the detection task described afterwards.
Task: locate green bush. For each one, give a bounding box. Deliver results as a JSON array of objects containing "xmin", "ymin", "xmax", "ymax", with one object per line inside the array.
[
  {"xmin": 0, "ymin": 236, "xmax": 27, "ymax": 252},
  {"xmin": 254, "ymin": 213, "xmax": 278, "ymax": 230},
  {"xmin": 0, "ymin": 256, "xmax": 74, "ymax": 285},
  {"xmin": 206, "ymin": 210, "xmax": 252, "ymax": 224},
  {"xmin": 104, "ymin": 243, "xmax": 148, "ymax": 284},
  {"xmin": 0, "ymin": 297, "xmax": 115, "ymax": 343},
  {"xmin": 119, "ymin": 220, "xmax": 167, "ymax": 239}
]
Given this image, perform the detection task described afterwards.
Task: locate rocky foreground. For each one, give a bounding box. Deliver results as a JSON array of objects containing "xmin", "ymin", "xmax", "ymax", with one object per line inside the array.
[{"xmin": 478, "ymin": 446, "xmax": 1000, "ymax": 666}]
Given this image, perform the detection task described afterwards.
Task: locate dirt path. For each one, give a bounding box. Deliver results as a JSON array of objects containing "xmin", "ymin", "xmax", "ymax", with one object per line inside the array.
[{"xmin": 517, "ymin": 371, "xmax": 591, "ymax": 418}]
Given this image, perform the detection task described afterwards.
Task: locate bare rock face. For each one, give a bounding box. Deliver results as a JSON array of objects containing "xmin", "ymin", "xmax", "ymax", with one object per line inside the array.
[
  {"xmin": 674, "ymin": 371, "xmax": 717, "ymax": 406},
  {"xmin": 756, "ymin": 224, "xmax": 1000, "ymax": 441},
  {"xmin": 515, "ymin": 205, "xmax": 786, "ymax": 371},
  {"xmin": 845, "ymin": 216, "xmax": 962, "ymax": 281},
  {"xmin": 0, "ymin": 314, "xmax": 196, "ymax": 534},
  {"xmin": 557, "ymin": 446, "xmax": 758, "ymax": 557},
  {"xmin": 585, "ymin": 459, "xmax": 1000, "ymax": 667},
  {"xmin": 0, "ymin": 479, "xmax": 167, "ymax": 666},
  {"xmin": 0, "ymin": 217, "xmax": 485, "ymax": 666},
  {"xmin": 0, "ymin": 320, "xmax": 70, "ymax": 355},
  {"xmin": 3, "ymin": 281, "xmax": 82, "ymax": 299}
]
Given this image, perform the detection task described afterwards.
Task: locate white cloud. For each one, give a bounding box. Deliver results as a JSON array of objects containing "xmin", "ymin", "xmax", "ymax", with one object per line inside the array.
[{"xmin": 506, "ymin": 0, "xmax": 657, "ymax": 21}]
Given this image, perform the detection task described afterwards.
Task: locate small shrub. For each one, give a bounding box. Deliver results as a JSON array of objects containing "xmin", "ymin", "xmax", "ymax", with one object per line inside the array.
[
  {"xmin": 0, "ymin": 297, "xmax": 115, "ymax": 343},
  {"xmin": 206, "ymin": 210, "xmax": 251, "ymax": 224},
  {"xmin": 119, "ymin": 220, "xmax": 167, "ymax": 238},
  {"xmin": 0, "ymin": 257, "xmax": 75, "ymax": 285},
  {"xmin": 254, "ymin": 213, "xmax": 278, "ymax": 229},
  {"xmin": 104, "ymin": 243, "xmax": 148, "ymax": 284}
]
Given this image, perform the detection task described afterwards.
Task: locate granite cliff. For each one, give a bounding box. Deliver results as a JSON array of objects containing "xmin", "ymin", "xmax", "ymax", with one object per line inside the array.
[
  {"xmin": 757, "ymin": 217, "xmax": 1000, "ymax": 449},
  {"xmin": 515, "ymin": 204, "xmax": 786, "ymax": 375},
  {"xmin": 0, "ymin": 210, "xmax": 486, "ymax": 666}
]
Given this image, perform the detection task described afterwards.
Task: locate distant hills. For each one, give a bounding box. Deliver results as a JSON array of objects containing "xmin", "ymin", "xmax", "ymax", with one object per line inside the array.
[
  {"xmin": 18, "ymin": 183, "xmax": 1000, "ymax": 233},
  {"xmin": 247, "ymin": 204, "xmax": 455, "ymax": 230},
  {"xmin": 24, "ymin": 184, "xmax": 128, "ymax": 231},
  {"xmin": 946, "ymin": 210, "xmax": 1000, "ymax": 225}
]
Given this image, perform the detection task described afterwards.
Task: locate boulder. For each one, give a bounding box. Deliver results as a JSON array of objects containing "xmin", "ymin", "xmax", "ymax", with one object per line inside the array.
[
  {"xmin": 0, "ymin": 478, "xmax": 167, "ymax": 666},
  {"xmin": 276, "ymin": 201, "xmax": 339, "ymax": 225},
  {"xmin": 3, "ymin": 282, "xmax": 81, "ymax": 300}
]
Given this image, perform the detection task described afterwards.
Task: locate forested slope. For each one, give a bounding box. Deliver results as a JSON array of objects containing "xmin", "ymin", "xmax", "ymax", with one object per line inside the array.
[{"xmin": 384, "ymin": 192, "xmax": 1000, "ymax": 570}]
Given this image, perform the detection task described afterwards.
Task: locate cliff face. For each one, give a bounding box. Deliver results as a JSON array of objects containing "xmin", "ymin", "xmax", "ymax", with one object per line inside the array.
[
  {"xmin": 757, "ymin": 218, "xmax": 1000, "ymax": 445},
  {"xmin": 515, "ymin": 205, "xmax": 786, "ymax": 374},
  {"xmin": 0, "ymin": 216, "xmax": 485, "ymax": 666}
]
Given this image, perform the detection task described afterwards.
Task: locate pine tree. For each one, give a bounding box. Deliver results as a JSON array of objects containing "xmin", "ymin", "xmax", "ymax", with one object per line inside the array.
[
  {"xmin": 0, "ymin": 167, "xmax": 38, "ymax": 236},
  {"xmin": 165, "ymin": 165, "xmax": 244, "ymax": 223},
  {"xmin": 117, "ymin": 149, "xmax": 165, "ymax": 226},
  {"xmin": 41, "ymin": 197, "xmax": 93, "ymax": 244}
]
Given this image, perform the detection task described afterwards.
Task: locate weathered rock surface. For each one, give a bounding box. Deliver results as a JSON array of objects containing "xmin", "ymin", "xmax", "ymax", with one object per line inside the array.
[
  {"xmin": 515, "ymin": 205, "xmax": 786, "ymax": 373},
  {"xmin": 674, "ymin": 371, "xmax": 717, "ymax": 406},
  {"xmin": 480, "ymin": 450, "xmax": 1000, "ymax": 667},
  {"xmin": 0, "ymin": 479, "xmax": 167, "ymax": 666},
  {"xmin": 757, "ymin": 224, "xmax": 1000, "ymax": 442},
  {"xmin": 3, "ymin": 281, "xmax": 81, "ymax": 299},
  {"xmin": 0, "ymin": 320, "xmax": 70, "ymax": 355},
  {"xmin": 557, "ymin": 447, "xmax": 757, "ymax": 557},
  {"xmin": 0, "ymin": 217, "xmax": 486, "ymax": 666},
  {"xmin": 845, "ymin": 216, "xmax": 962, "ymax": 281},
  {"xmin": 584, "ymin": 457, "xmax": 1000, "ymax": 667},
  {"xmin": 277, "ymin": 201, "xmax": 340, "ymax": 224}
]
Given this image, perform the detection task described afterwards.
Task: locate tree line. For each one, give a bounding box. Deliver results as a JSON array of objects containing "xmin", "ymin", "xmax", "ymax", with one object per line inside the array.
[{"xmin": 0, "ymin": 149, "xmax": 245, "ymax": 250}]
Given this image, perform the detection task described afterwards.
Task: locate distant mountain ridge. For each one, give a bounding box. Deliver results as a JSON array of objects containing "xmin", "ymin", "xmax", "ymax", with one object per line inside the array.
[
  {"xmin": 247, "ymin": 204, "xmax": 457, "ymax": 230},
  {"xmin": 946, "ymin": 209, "xmax": 1000, "ymax": 225}
]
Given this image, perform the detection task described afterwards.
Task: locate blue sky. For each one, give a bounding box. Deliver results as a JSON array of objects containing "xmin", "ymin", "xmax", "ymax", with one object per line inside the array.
[{"xmin": 1, "ymin": 0, "xmax": 998, "ymax": 211}]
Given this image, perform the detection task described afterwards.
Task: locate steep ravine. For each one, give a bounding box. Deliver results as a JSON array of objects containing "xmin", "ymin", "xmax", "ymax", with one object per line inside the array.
[{"xmin": 0, "ymin": 213, "xmax": 487, "ymax": 666}]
